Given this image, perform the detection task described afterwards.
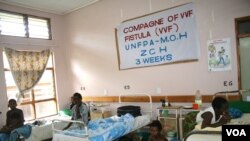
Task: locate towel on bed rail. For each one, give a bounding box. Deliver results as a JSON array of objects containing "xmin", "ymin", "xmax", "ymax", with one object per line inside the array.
[{"xmin": 88, "ymin": 113, "xmax": 135, "ymax": 141}]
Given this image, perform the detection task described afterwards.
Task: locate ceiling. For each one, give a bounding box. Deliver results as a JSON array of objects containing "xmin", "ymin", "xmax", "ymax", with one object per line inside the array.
[{"xmin": 0, "ymin": 0, "xmax": 100, "ymax": 15}]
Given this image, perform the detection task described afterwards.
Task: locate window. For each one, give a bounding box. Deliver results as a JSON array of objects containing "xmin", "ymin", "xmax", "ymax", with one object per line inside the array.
[
  {"xmin": 238, "ymin": 20, "xmax": 250, "ymax": 35},
  {"xmin": 0, "ymin": 10, "xmax": 51, "ymax": 39},
  {"xmin": 3, "ymin": 53, "xmax": 57, "ymax": 120},
  {"xmin": 0, "ymin": 12, "xmax": 25, "ymax": 37}
]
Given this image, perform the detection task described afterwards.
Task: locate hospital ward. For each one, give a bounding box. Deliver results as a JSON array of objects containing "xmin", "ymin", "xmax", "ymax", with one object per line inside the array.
[{"xmin": 0, "ymin": 0, "xmax": 250, "ymax": 141}]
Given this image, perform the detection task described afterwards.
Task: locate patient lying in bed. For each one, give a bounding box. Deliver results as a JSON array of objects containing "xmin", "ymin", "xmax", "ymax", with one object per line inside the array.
[
  {"xmin": 196, "ymin": 97, "xmax": 231, "ymax": 129},
  {"xmin": 88, "ymin": 113, "xmax": 135, "ymax": 141},
  {"xmin": 184, "ymin": 99, "xmax": 250, "ymax": 141}
]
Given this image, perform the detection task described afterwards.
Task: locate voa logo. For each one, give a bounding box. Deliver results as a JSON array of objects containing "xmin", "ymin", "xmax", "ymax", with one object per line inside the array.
[{"xmin": 226, "ymin": 129, "xmax": 246, "ymax": 136}]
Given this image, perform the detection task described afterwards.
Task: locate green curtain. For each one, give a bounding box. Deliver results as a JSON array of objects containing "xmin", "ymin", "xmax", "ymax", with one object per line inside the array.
[{"xmin": 4, "ymin": 48, "xmax": 51, "ymax": 99}]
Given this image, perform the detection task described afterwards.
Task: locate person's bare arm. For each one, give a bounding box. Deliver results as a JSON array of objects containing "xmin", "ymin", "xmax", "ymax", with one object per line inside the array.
[
  {"xmin": 222, "ymin": 111, "xmax": 231, "ymax": 122},
  {"xmin": 201, "ymin": 112, "xmax": 227, "ymax": 129}
]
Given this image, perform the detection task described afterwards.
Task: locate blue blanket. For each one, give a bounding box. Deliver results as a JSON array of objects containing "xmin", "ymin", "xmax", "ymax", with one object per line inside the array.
[
  {"xmin": 88, "ymin": 113, "xmax": 135, "ymax": 141},
  {"xmin": 0, "ymin": 124, "xmax": 32, "ymax": 141}
]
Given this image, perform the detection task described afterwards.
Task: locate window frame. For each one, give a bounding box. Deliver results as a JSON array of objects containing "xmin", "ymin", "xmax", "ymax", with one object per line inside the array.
[
  {"xmin": 3, "ymin": 52, "xmax": 58, "ymax": 120},
  {"xmin": 0, "ymin": 9, "xmax": 52, "ymax": 40},
  {"xmin": 235, "ymin": 16, "xmax": 250, "ymax": 91}
]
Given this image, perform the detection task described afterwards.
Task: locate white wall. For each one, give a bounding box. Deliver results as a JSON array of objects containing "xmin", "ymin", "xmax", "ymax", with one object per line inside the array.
[
  {"xmin": 0, "ymin": 3, "xmax": 72, "ymax": 126},
  {"xmin": 64, "ymin": 0, "xmax": 250, "ymax": 96}
]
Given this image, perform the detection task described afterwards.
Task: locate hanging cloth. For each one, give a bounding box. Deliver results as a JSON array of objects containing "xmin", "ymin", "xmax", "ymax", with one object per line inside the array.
[{"xmin": 4, "ymin": 48, "xmax": 51, "ymax": 99}]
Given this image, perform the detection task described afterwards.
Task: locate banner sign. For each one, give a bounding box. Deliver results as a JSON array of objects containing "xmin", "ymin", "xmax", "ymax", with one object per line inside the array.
[
  {"xmin": 116, "ymin": 3, "xmax": 199, "ymax": 70},
  {"xmin": 207, "ymin": 38, "xmax": 232, "ymax": 71}
]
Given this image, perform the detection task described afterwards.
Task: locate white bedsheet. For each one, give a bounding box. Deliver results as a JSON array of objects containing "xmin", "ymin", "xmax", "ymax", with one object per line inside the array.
[
  {"xmin": 53, "ymin": 133, "xmax": 89, "ymax": 141},
  {"xmin": 25, "ymin": 115, "xmax": 70, "ymax": 141},
  {"xmin": 186, "ymin": 133, "xmax": 221, "ymax": 141},
  {"xmin": 132, "ymin": 115, "xmax": 151, "ymax": 131},
  {"xmin": 26, "ymin": 123, "xmax": 53, "ymax": 141}
]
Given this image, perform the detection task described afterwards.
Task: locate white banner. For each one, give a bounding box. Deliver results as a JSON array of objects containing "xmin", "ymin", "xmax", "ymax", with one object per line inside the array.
[
  {"xmin": 116, "ymin": 3, "xmax": 199, "ymax": 70},
  {"xmin": 207, "ymin": 38, "xmax": 232, "ymax": 71}
]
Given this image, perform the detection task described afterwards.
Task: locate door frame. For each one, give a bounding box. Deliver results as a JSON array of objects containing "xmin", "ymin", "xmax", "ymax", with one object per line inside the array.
[{"xmin": 235, "ymin": 16, "xmax": 250, "ymax": 98}]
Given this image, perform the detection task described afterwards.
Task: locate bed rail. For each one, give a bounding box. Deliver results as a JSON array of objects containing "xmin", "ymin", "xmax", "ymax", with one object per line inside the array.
[
  {"xmin": 213, "ymin": 89, "xmax": 250, "ymax": 100},
  {"xmin": 118, "ymin": 93, "xmax": 153, "ymax": 119},
  {"xmin": 214, "ymin": 89, "xmax": 250, "ymax": 95}
]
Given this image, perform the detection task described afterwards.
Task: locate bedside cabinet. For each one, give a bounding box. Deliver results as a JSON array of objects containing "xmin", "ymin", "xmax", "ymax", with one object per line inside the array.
[
  {"xmin": 90, "ymin": 104, "xmax": 112, "ymax": 120},
  {"xmin": 157, "ymin": 106, "xmax": 181, "ymax": 140}
]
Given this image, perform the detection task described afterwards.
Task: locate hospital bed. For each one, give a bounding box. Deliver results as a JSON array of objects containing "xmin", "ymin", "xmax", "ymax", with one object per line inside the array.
[
  {"xmin": 184, "ymin": 113, "xmax": 250, "ymax": 141},
  {"xmin": 184, "ymin": 90, "xmax": 250, "ymax": 141},
  {"xmin": 52, "ymin": 119, "xmax": 88, "ymax": 141},
  {"xmin": 52, "ymin": 93, "xmax": 153, "ymax": 141},
  {"xmin": 25, "ymin": 115, "xmax": 71, "ymax": 141}
]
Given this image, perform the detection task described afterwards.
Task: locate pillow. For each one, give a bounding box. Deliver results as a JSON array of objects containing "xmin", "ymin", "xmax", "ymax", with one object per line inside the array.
[
  {"xmin": 229, "ymin": 101, "xmax": 250, "ymax": 113},
  {"xmin": 229, "ymin": 108, "xmax": 243, "ymax": 119}
]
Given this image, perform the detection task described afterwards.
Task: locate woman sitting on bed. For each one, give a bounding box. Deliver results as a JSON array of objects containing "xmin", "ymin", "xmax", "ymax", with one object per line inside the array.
[
  {"xmin": 63, "ymin": 93, "xmax": 89, "ymax": 130},
  {"xmin": 196, "ymin": 97, "xmax": 231, "ymax": 129},
  {"xmin": 71, "ymin": 93, "xmax": 89, "ymax": 123}
]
